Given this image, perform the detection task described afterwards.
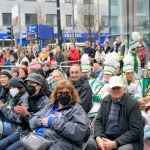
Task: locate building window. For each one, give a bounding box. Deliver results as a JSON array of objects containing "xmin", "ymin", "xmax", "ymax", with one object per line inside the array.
[
  {"xmin": 46, "ymin": 14, "xmax": 57, "ymax": 26},
  {"xmin": 101, "ymin": 16, "xmax": 109, "ymax": 27},
  {"xmin": 84, "ymin": 15, "xmax": 94, "ymax": 27},
  {"xmin": 3, "ymin": 13, "xmax": 12, "ymax": 26},
  {"xmin": 45, "ymin": 0, "xmax": 56, "ymax": 2},
  {"xmin": 25, "ymin": 14, "xmax": 37, "ymax": 25},
  {"xmin": 66, "ymin": 15, "xmax": 72, "ymax": 26},
  {"xmin": 65, "ymin": 0, "xmax": 71, "ymax": 3},
  {"xmin": 111, "ymin": 0, "xmax": 118, "ymax": 5},
  {"xmin": 83, "ymin": 0, "xmax": 93, "ymax": 4}
]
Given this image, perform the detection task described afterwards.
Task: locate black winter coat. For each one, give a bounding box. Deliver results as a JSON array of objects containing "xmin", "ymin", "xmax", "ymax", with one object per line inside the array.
[
  {"xmin": 73, "ymin": 76, "xmax": 93, "ymax": 114},
  {"xmin": 94, "ymin": 93, "xmax": 144, "ymax": 150}
]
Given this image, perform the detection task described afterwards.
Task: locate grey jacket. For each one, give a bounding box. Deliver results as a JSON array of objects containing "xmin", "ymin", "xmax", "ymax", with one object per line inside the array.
[
  {"xmin": 0, "ymin": 92, "xmax": 28, "ymax": 131},
  {"xmin": 29, "ymin": 102, "xmax": 89, "ymax": 150},
  {"xmin": 94, "ymin": 93, "xmax": 144, "ymax": 150},
  {"xmin": 19, "ymin": 94, "xmax": 50, "ymax": 137}
]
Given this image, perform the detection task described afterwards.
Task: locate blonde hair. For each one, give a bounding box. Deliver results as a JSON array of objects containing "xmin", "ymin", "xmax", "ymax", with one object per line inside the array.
[
  {"xmin": 50, "ymin": 80, "xmax": 80, "ymax": 104},
  {"xmin": 93, "ymin": 63, "xmax": 101, "ymax": 71},
  {"xmin": 122, "ymin": 72, "xmax": 135, "ymax": 85},
  {"xmin": 52, "ymin": 70, "xmax": 63, "ymax": 80}
]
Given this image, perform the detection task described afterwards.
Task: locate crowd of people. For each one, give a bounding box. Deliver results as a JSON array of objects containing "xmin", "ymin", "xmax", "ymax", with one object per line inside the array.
[{"xmin": 0, "ymin": 30, "xmax": 148, "ymax": 150}]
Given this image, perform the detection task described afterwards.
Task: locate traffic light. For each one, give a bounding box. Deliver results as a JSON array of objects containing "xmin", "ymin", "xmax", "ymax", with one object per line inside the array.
[{"xmin": 7, "ymin": 26, "xmax": 13, "ymax": 39}]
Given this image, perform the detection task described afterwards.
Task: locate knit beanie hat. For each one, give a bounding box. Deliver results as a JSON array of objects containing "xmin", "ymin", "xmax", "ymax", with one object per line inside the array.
[
  {"xmin": 0, "ymin": 70, "xmax": 12, "ymax": 79},
  {"xmin": 9, "ymin": 77, "xmax": 25, "ymax": 88}
]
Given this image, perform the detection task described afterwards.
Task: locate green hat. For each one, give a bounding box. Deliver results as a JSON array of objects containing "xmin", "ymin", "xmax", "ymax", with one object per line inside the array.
[
  {"xmin": 25, "ymin": 73, "xmax": 43, "ymax": 85},
  {"xmin": 147, "ymin": 61, "xmax": 150, "ymax": 70},
  {"xmin": 129, "ymin": 40, "xmax": 139, "ymax": 50}
]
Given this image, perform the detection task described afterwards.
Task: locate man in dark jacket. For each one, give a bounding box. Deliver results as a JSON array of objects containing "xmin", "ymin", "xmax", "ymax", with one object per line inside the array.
[
  {"xmin": 0, "ymin": 73, "xmax": 50, "ymax": 150},
  {"xmin": 83, "ymin": 41, "xmax": 95, "ymax": 58},
  {"xmin": 85, "ymin": 76, "xmax": 144, "ymax": 150},
  {"xmin": 70, "ymin": 64, "xmax": 93, "ymax": 114}
]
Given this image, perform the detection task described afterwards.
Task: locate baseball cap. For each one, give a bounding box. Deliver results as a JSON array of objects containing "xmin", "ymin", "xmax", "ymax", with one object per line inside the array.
[{"xmin": 109, "ymin": 76, "xmax": 125, "ymax": 88}]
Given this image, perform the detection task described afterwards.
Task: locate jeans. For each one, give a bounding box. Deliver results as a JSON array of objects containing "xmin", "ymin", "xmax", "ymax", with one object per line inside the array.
[
  {"xmin": 0, "ymin": 132, "xmax": 20, "ymax": 150},
  {"xmin": 3, "ymin": 122, "xmax": 13, "ymax": 137}
]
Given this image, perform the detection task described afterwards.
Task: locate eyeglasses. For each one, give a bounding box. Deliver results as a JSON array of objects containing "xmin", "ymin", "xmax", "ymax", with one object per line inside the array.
[{"xmin": 57, "ymin": 91, "xmax": 71, "ymax": 95}]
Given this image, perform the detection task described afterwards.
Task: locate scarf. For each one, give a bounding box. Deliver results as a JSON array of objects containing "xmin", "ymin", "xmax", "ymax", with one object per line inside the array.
[{"xmin": 28, "ymin": 90, "xmax": 45, "ymax": 113}]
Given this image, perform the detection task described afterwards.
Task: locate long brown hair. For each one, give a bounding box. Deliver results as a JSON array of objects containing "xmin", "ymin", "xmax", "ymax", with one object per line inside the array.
[{"xmin": 50, "ymin": 80, "xmax": 80, "ymax": 104}]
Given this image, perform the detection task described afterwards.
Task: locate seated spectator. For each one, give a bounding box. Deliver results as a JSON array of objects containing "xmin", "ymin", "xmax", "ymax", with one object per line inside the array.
[
  {"xmin": 28, "ymin": 80, "xmax": 89, "ymax": 150},
  {"xmin": 50, "ymin": 70, "xmax": 64, "ymax": 91},
  {"xmin": 38, "ymin": 47, "xmax": 50, "ymax": 65},
  {"xmin": 4, "ymin": 54, "xmax": 11, "ymax": 70},
  {"xmin": 0, "ymin": 70, "xmax": 12, "ymax": 103},
  {"xmin": 0, "ymin": 73, "xmax": 50, "ymax": 150},
  {"xmin": 21, "ymin": 61, "xmax": 29, "ymax": 68},
  {"xmin": 8, "ymin": 46, "xmax": 18, "ymax": 60},
  {"xmin": 0, "ymin": 49, "xmax": 5, "ymax": 66},
  {"xmin": 70, "ymin": 65, "xmax": 93, "ymax": 114},
  {"xmin": 28, "ymin": 68, "xmax": 51, "ymax": 97},
  {"xmin": 26, "ymin": 47, "xmax": 35, "ymax": 62},
  {"xmin": 0, "ymin": 77, "xmax": 28, "ymax": 137},
  {"xmin": 18, "ymin": 67, "xmax": 28, "ymax": 80},
  {"xmin": 11, "ymin": 68, "xmax": 19, "ymax": 77},
  {"xmin": 9, "ymin": 54, "xmax": 17, "ymax": 65},
  {"xmin": 93, "ymin": 63, "xmax": 103, "ymax": 80},
  {"xmin": 16, "ymin": 51, "xmax": 29, "ymax": 66},
  {"xmin": 85, "ymin": 76, "xmax": 144, "ymax": 150},
  {"xmin": 41, "ymin": 63, "xmax": 51, "ymax": 78},
  {"xmin": 29, "ymin": 59, "xmax": 42, "ymax": 70}
]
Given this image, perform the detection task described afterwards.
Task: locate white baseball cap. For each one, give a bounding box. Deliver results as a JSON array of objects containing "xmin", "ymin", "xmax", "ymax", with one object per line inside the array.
[{"xmin": 109, "ymin": 76, "xmax": 125, "ymax": 88}]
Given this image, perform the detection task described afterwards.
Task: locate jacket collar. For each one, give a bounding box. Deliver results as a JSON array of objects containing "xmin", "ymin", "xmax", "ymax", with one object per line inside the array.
[{"xmin": 103, "ymin": 93, "xmax": 127, "ymax": 106}]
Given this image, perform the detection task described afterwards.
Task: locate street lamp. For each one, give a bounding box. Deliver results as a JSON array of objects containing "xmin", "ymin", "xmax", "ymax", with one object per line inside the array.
[
  {"xmin": 56, "ymin": 0, "xmax": 62, "ymax": 47},
  {"xmin": 72, "ymin": 0, "xmax": 75, "ymax": 46},
  {"xmin": 97, "ymin": 0, "xmax": 100, "ymax": 42}
]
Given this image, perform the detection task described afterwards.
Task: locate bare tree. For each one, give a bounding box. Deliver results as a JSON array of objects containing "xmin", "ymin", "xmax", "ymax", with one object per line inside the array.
[
  {"xmin": 75, "ymin": 2, "xmax": 99, "ymax": 46},
  {"xmin": 35, "ymin": 6, "xmax": 46, "ymax": 25}
]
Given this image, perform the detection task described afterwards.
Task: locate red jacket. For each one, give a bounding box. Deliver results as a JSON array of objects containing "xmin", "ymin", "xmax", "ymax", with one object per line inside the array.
[
  {"xmin": 69, "ymin": 49, "xmax": 80, "ymax": 66},
  {"xmin": 138, "ymin": 48, "xmax": 146, "ymax": 63},
  {"xmin": 0, "ymin": 57, "xmax": 5, "ymax": 66}
]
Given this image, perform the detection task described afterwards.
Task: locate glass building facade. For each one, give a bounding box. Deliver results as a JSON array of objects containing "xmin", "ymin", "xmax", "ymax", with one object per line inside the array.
[{"xmin": 109, "ymin": 0, "xmax": 150, "ymax": 61}]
